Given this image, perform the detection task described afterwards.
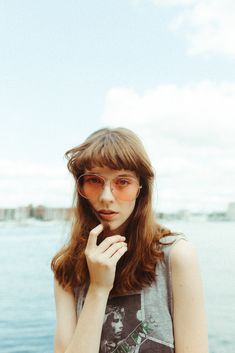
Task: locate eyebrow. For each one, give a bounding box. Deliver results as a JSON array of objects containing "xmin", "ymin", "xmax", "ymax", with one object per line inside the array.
[
  {"xmin": 116, "ymin": 173, "xmax": 136, "ymax": 177},
  {"xmin": 85, "ymin": 172, "xmax": 136, "ymax": 178}
]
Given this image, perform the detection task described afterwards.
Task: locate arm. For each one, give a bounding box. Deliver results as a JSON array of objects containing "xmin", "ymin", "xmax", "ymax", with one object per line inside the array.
[
  {"xmin": 170, "ymin": 240, "xmax": 209, "ymax": 353},
  {"xmin": 53, "ymin": 224, "xmax": 128, "ymax": 353},
  {"xmin": 53, "ymin": 278, "xmax": 109, "ymax": 353},
  {"xmin": 53, "ymin": 278, "xmax": 77, "ymax": 353}
]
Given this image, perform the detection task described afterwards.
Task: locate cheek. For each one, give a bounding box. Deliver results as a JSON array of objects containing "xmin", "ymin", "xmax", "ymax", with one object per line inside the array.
[
  {"xmin": 87, "ymin": 199, "xmax": 97, "ymax": 209},
  {"xmin": 124, "ymin": 202, "xmax": 136, "ymax": 217},
  {"xmin": 87, "ymin": 200, "xmax": 99, "ymax": 217}
]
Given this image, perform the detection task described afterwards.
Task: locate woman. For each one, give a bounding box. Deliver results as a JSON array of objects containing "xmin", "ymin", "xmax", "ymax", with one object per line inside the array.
[{"xmin": 51, "ymin": 127, "xmax": 208, "ymax": 353}]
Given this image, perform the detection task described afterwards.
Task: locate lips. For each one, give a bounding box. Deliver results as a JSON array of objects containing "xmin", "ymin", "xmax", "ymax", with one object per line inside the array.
[
  {"xmin": 97, "ymin": 209, "xmax": 119, "ymax": 221},
  {"xmin": 98, "ymin": 209, "xmax": 118, "ymax": 215}
]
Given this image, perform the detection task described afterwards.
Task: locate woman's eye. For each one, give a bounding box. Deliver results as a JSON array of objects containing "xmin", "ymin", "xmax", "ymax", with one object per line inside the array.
[
  {"xmin": 116, "ymin": 178, "xmax": 130, "ymax": 186},
  {"xmin": 85, "ymin": 176, "xmax": 102, "ymax": 184}
]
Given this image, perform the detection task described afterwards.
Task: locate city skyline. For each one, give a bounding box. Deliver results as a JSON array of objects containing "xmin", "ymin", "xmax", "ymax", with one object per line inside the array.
[
  {"xmin": 0, "ymin": 201, "xmax": 234, "ymax": 214},
  {"xmin": 1, "ymin": 202, "xmax": 234, "ymax": 223}
]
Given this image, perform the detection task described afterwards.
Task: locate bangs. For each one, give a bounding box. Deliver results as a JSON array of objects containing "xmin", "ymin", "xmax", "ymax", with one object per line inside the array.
[
  {"xmin": 66, "ymin": 127, "xmax": 155, "ymax": 180},
  {"xmin": 76, "ymin": 133, "xmax": 140, "ymax": 173}
]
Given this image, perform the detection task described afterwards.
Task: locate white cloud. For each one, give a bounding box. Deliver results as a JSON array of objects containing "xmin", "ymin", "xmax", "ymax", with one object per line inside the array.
[
  {"xmin": 103, "ymin": 81, "xmax": 234, "ymax": 147},
  {"xmin": 2, "ymin": 81, "xmax": 234, "ymax": 212},
  {"xmin": 101, "ymin": 81, "xmax": 235, "ymax": 212},
  {"xmin": 0, "ymin": 160, "xmax": 74, "ymax": 208},
  {"xmin": 151, "ymin": 0, "xmax": 235, "ymax": 56},
  {"xmin": 0, "ymin": 160, "xmax": 65, "ymax": 178}
]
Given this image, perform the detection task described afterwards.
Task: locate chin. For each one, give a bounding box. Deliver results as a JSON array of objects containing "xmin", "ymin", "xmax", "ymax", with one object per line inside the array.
[
  {"xmin": 102, "ymin": 220, "xmax": 121, "ymax": 230},
  {"xmin": 101, "ymin": 220, "xmax": 125, "ymax": 236}
]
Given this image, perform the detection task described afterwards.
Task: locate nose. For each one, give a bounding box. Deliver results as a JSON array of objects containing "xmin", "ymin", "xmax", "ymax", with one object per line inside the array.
[
  {"xmin": 99, "ymin": 181, "xmax": 115, "ymax": 202},
  {"xmin": 118, "ymin": 320, "xmax": 123, "ymax": 330}
]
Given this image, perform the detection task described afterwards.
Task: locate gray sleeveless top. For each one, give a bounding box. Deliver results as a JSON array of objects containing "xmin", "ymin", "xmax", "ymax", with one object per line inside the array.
[{"xmin": 75, "ymin": 233, "xmax": 187, "ymax": 353}]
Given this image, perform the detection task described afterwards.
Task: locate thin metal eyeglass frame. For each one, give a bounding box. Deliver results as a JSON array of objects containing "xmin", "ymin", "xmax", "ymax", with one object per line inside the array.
[{"xmin": 76, "ymin": 173, "xmax": 142, "ymax": 201}]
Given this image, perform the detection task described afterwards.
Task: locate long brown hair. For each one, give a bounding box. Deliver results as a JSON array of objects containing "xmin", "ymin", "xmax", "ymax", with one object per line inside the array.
[{"xmin": 51, "ymin": 127, "xmax": 175, "ymax": 296}]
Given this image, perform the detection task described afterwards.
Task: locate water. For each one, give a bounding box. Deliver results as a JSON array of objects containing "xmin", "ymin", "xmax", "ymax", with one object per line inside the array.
[{"xmin": 0, "ymin": 220, "xmax": 234, "ymax": 353}]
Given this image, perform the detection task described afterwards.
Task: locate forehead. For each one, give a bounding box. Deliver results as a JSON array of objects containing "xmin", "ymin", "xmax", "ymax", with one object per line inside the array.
[{"xmin": 85, "ymin": 166, "xmax": 138, "ymax": 178}]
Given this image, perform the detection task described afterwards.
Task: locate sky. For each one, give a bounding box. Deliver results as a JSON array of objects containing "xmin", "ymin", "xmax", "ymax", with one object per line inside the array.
[{"xmin": 1, "ymin": 0, "xmax": 235, "ymax": 212}]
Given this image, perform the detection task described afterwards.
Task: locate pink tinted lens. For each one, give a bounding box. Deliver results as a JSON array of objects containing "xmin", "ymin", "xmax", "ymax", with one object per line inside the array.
[
  {"xmin": 78, "ymin": 175, "xmax": 103, "ymax": 199},
  {"xmin": 78, "ymin": 174, "xmax": 141, "ymax": 201},
  {"xmin": 112, "ymin": 182, "xmax": 140, "ymax": 201}
]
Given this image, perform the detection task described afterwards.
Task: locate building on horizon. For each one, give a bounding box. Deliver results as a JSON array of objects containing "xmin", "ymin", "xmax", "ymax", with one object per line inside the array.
[
  {"xmin": 226, "ymin": 202, "xmax": 235, "ymax": 221},
  {"xmin": 0, "ymin": 202, "xmax": 234, "ymax": 222},
  {"xmin": 0, "ymin": 204, "xmax": 74, "ymax": 222}
]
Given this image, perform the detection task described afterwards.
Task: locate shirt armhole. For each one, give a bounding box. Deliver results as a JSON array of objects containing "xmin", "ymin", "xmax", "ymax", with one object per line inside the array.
[{"xmin": 167, "ymin": 235, "xmax": 188, "ymax": 318}]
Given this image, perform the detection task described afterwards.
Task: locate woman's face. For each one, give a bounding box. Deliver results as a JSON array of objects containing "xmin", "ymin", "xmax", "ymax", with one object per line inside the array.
[{"xmin": 83, "ymin": 166, "xmax": 140, "ymax": 234}]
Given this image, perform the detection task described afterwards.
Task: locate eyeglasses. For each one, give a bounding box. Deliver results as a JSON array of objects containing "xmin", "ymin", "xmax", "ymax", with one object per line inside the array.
[{"xmin": 77, "ymin": 173, "xmax": 142, "ymax": 201}]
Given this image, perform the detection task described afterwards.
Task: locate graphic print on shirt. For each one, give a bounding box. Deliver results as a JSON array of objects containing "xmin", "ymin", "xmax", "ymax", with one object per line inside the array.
[{"xmin": 99, "ymin": 293, "xmax": 174, "ymax": 353}]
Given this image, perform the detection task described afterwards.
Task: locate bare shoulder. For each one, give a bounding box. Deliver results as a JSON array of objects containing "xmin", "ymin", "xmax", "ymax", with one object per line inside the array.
[
  {"xmin": 169, "ymin": 238, "xmax": 204, "ymax": 296},
  {"xmin": 53, "ymin": 277, "xmax": 77, "ymax": 324},
  {"xmin": 54, "ymin": 277, "xmax": 75, "ymax": 298},
  {"xmin": 170, "ymin": 238, "xmax": 199, "ymax": 268},
  {"xmin": 54, "ymin": 277, "xmax": 77, "ymax": 309},
  {"xmin": 53, "ymin": 277, "xmax": 77, "ymax": 353},
  {"xmin": 169, "ymin": 239, "xmax": 209, "ymax": 353}
]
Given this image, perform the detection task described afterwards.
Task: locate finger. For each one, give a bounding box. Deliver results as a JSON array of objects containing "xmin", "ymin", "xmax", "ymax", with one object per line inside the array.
[
  {"xmin": 103, "ymin": 242, "xmax": 127, "ymax": 258},
  {"xmin": 86, "ymin": 224, "xmax": 104, "ymax": 250},
  {"xmin": 97, "ymin": 235, "xmax": 126, "ymax": 253},
  {"xmin": 109, "ymin": 245, "xmax": 128, "ymax": 265}
]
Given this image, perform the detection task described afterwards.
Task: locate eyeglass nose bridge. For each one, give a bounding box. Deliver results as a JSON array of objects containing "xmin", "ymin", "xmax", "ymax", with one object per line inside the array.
[
  {"xmin": 77, "ymin": 173, "xmax": 142, "ymax": 201},
  {"xmin": 99, "ymin": 177, "xmax": 116, "ymax": 197}
]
